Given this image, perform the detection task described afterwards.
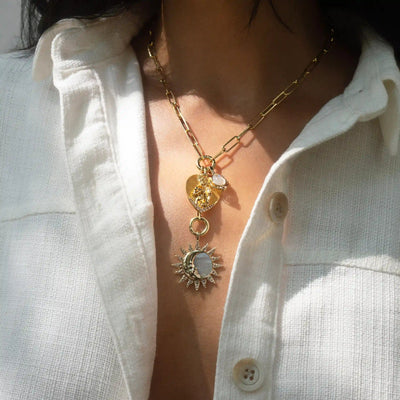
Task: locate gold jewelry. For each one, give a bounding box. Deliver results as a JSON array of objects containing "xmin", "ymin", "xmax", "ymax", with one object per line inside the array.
[{"xmin": 147, "ymin": 26, "xmax": 335, "ymax": 291}]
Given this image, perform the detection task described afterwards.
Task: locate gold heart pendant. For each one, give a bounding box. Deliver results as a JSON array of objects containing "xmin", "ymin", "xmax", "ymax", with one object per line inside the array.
[{"xmin": 186, "ymin": 173, "xmax": 228, "ymax": 213}]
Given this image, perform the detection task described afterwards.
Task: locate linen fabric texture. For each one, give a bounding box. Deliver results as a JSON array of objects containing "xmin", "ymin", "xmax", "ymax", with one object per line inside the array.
[{"xmin": 1, "ymin": 4, "xmax": 400, "ymax": 400}]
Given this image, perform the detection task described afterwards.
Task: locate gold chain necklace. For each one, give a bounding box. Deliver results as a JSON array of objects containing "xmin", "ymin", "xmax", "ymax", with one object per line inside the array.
[{"xmin": 147, "ymin": 26, "xmax": 335, "ymax": 291}]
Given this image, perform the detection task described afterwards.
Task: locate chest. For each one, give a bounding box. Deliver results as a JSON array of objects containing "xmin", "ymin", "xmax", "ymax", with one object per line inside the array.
[{"xmin": 145, "ymin": 115, "xmax": 278, "ymax": 398}]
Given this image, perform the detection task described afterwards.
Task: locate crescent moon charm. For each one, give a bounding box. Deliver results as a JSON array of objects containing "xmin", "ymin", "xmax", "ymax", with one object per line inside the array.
[{"xmin": 172, "ymin": 242, "xmax": 222, "ymax": 290}]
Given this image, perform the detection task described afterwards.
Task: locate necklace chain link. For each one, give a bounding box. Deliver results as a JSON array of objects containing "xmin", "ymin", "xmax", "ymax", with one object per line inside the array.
[{"xmin": 147, "ymin": 26, "xmax": 335, "ymax": 163}]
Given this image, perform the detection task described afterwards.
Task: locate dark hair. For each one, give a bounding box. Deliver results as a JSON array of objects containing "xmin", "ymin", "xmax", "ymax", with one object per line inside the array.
[{"xmin": 21, "ymin": 0, "xmax": 400, "ymax": 62}]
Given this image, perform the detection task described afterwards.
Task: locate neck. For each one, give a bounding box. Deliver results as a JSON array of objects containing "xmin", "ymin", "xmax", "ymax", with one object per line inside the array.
[{"xmin": 145, "ymin": 0, "xmax": 332, "ymax": 115}]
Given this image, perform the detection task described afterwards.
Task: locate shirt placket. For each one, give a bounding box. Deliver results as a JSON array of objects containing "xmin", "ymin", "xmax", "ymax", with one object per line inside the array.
[{"xmin": 213, "ymin": 162, "xmax": 291, "ymax": 399}]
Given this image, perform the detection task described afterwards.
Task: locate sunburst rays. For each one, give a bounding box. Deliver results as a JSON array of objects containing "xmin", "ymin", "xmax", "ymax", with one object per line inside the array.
[{"xmin": 172, "ymin": 242, "xmax": 222, "ymax": 290}]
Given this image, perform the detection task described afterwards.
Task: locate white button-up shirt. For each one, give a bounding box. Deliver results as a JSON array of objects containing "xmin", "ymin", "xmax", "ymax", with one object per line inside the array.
[{"xmin": 1, "ymin": 6, "xmax": 400, "ymax": 400}]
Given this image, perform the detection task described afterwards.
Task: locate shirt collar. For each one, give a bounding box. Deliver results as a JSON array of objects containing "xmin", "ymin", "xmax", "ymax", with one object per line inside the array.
[
  {"xmin": 32, "ymin": 1, "xmax": 155, "ymax": 81},
  {"xmin": 282, "ymin": 24, "xmax": 400, "ymax": 157},
  {"xmin": 343, "ymin": 25, "xmax": 400, "ymax": 155},
  {"xmin": 32, "ymin": 6, "xmax": 400, "ymax": 156}
]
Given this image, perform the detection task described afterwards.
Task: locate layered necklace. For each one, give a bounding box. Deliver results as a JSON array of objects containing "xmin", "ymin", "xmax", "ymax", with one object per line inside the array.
[{"xmin": 147, "ymin": 24, "xmax": 335, "ymax": 291}]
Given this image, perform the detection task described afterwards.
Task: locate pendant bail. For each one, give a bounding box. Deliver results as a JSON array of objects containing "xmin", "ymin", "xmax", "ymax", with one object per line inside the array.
[
  {"xmin": 189, "ymin": 214, "xmax": 210, "ymax": 237},
  {"xmin": 197, "ymin": 155, "xmax": 216, "ymax": 174}
]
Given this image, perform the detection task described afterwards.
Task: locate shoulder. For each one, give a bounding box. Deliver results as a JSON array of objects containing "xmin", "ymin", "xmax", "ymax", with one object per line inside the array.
[
  {"xmin": 0, "ymin": 49, "xmax": 59, "ymax": 140},
  {"xmin": 0, "ymin": 48, "xmax": 61, "ymax": 145},
  {"xmin": 0, "ymin": 49, "xmax": 46, "ymax": 115},
  {"xmin": 0, "ymin": 47, "xmax": 58, "ymax": 111},
  {"xmin": 0, "ymin": 49, "xmax": 34, "ymax": 82}
]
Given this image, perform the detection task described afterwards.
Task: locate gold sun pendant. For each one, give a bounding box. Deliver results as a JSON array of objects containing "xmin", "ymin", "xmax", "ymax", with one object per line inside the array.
[
  {"xmin": 171, "ymin": 163, "xmax": 228, "ymax": 291},
  {"xmin": 172, "ymin": 242, "xmax": 222, "ymax": 290}
]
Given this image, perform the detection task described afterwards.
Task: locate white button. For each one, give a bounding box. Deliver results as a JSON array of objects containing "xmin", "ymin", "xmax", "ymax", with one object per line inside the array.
[
  {"xmin": 232, "ymin": 358, "xmax": 264, "ymax": 392},
  {"xmin": 268, "ymin": 192, "xmax": 288, "ymax": 223}
]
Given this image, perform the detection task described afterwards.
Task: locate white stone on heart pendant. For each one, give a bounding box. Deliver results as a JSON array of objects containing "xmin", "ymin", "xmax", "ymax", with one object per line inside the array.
[
  {"xmin": 193, "ymin": 252, "xmax": 213, "ymax": 278},
  {"xmin": 212, "ymin": 174, "xmax": 227, "ymax": 187}
]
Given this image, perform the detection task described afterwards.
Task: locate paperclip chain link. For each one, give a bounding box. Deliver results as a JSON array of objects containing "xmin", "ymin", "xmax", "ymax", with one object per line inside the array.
[{"xmin": 147, "ymin": 26, "xmax": 335, "ymax": 162}]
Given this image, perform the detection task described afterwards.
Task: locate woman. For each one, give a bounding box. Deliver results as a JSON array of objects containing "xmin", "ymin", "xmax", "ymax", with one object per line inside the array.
[{"xmin": 1, "ymin": 0, "xmax": 400, "ymax": 399}]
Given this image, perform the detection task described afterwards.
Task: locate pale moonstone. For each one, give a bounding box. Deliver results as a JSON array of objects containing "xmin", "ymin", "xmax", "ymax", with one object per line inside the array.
[
  {"xmin": 193, "ymin": 252, "xmax": 213, "ymax": 278},
  {"xmin": 212, "ymin": 174, "xmax": 226, "ymax": 187}
]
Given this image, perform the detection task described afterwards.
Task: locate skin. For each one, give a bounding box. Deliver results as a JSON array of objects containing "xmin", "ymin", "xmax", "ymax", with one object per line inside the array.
[{"xmin": 131, "ymin": 0, "xmax": 360, "ymax": 398}]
